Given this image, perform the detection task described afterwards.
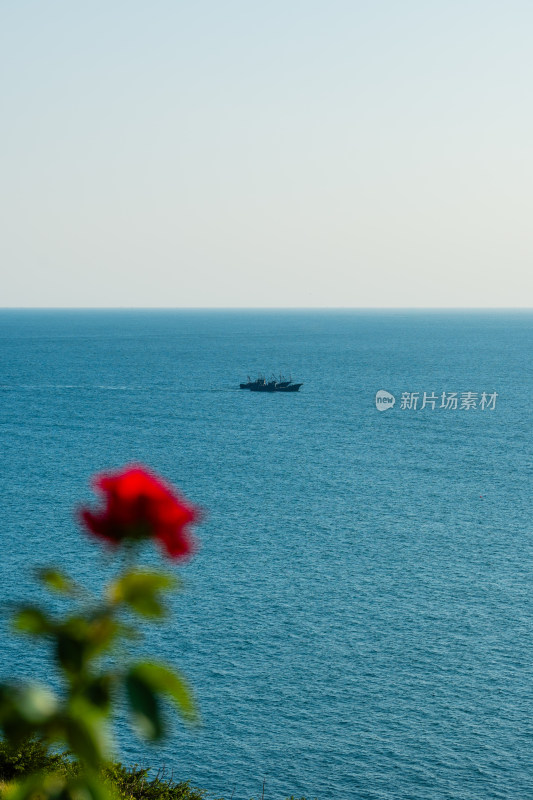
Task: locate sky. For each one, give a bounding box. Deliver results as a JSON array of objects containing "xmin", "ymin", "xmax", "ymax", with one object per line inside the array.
[{"xmin": 1, "ymin": 1, "xmax": 532, "ymax": 308}]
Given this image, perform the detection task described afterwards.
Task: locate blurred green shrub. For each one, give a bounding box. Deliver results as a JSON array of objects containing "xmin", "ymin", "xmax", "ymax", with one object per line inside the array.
[{"xmin": 0, "ymin": 466, "xmax": 200, "ymax": 800}]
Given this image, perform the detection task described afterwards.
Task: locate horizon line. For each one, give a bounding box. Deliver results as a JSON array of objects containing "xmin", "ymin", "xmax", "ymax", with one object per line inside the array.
[{"xmin": 1, "ymin": 306, "xmax": 532, "ymax": 313}]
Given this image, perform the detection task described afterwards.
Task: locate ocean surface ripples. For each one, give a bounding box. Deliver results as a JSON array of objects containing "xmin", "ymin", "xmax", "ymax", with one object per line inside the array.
[{"xmin": 1, "ymin": 310, "xmax": 532, "ymax": 800}]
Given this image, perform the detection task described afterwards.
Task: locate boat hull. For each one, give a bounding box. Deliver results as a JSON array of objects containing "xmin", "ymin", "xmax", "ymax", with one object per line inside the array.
[
  {"xmin": 275, "ymin": 383, "xmax": 302, "ymax": 392},
  {"xmin": 249, "ymin": 382, "xmax": 276, "ymax": 392}
]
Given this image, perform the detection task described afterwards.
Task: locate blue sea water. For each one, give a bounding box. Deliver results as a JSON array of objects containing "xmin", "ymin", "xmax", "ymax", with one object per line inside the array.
[{"xmin": 0, "ymin": 310, "xmax": 532, "ymax": 800}]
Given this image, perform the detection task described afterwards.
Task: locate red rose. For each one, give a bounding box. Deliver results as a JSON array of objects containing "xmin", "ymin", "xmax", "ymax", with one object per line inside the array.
[{"xmin": 80, "ymin": 466, "xmax": 199, "ymax": 560}]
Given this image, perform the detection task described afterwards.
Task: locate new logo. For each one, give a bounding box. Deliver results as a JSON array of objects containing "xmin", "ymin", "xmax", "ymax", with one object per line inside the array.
[{"xmin": 375, "ymin": 390, "xmax": 396, "ymax": 411}]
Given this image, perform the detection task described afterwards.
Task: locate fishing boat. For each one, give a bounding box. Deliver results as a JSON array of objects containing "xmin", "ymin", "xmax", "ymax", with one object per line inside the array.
[{"xmin": 239, "ymin": 374, "xmax": 303, "ymax": 392}]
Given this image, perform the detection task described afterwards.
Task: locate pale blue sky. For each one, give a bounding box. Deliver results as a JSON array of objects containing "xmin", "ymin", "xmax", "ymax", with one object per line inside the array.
[{"xmin": 1, "ymin": 1, "xmax": 532, "ymax": 307}]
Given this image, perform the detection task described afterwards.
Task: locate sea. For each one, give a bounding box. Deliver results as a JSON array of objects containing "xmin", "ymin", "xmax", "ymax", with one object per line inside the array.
[{"xmin": 1, "ymin": 310, "xmax": 532, "ymax": 800}]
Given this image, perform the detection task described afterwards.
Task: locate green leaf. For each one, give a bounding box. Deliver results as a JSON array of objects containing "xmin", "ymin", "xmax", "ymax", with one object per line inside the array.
[
  {"xmin": 64, "ymin": 712, "xmax": 105, "ymax": 769},
  {"xmin": 36, "ymin": 568, "xmax": 77, "ymax": 595},
  {"xmin": 0, "ymin": 683, "xmax": 57, "ymax": 743},
  {"xmin": 125, "ymin": 671, "xmax": 162, "ymax": 740},
  {"xmin": 108, "ymin": 571, "xmax": 178, "ymax": 618},
  {"xmin": 56, "ymin": 631, "xmax": 87, "ymax": 674},
  {"xmin": 131, "ymin": 662, "xmax": 197, "ymax": 724},
  {"xmin": 82, "ymin": 675, "xmax": 113, "ymax": 711},
  {"xmin": 13, "ymin": 607, "xmax": 51, "ymax": 636},
  {"xmin": 15, "ymin": 685, "xmax": 58, "ymax": 724}
]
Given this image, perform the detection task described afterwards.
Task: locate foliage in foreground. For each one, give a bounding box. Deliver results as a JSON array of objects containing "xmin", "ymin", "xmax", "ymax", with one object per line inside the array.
[
  {"xmin": 0, "ymin": 738, "xmax": 312, "ymax": 800},
  {"xmin": 0, "ymin": 739, "xmax": 208, "ymax": 800},
  {"xmin": 0, "ymin": 738, "xmax": 72, "ymax": 782},
  {"xmin": 0, "ymin": 469, "xmax": 313, "ymax": 800},
  {"xmin": 0, "ymin": 466, "xmax": 200, "ymax": 800}
]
